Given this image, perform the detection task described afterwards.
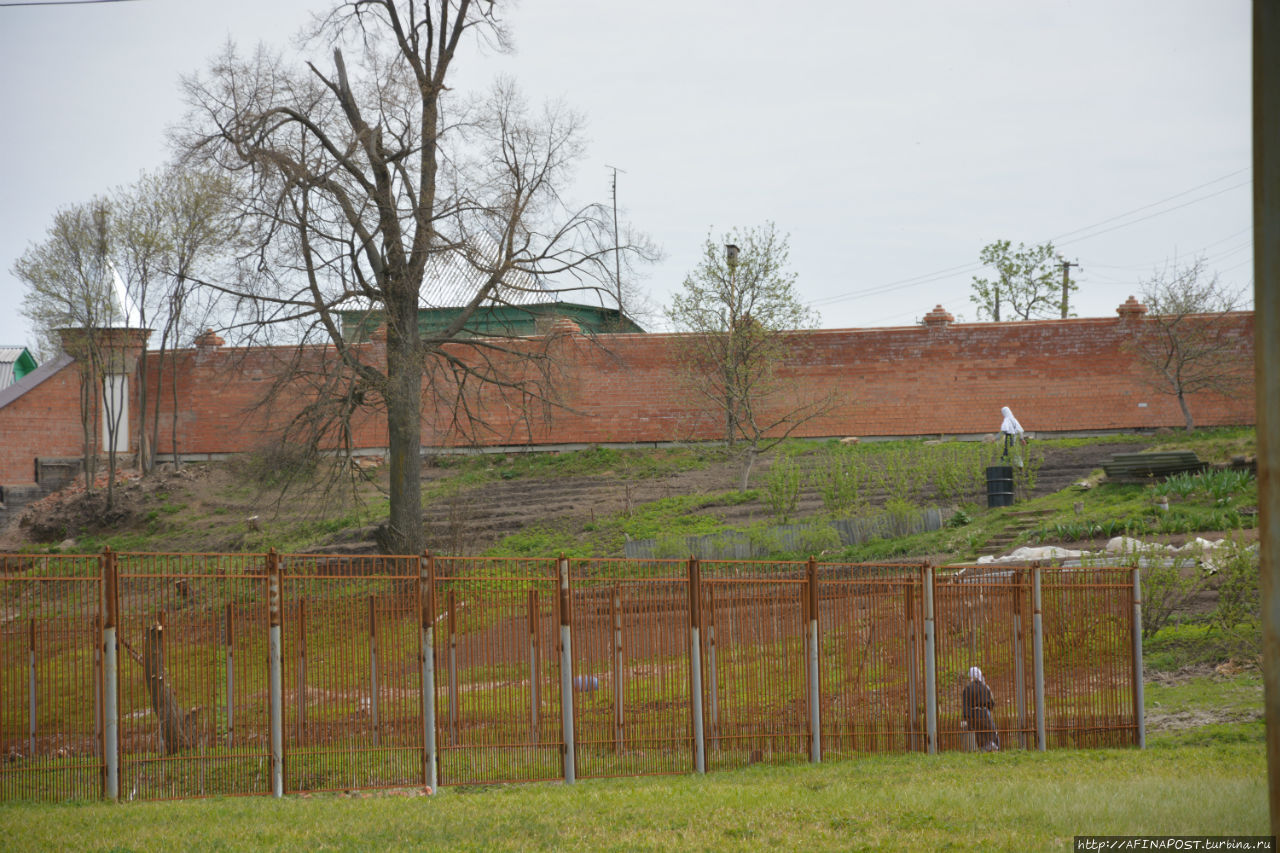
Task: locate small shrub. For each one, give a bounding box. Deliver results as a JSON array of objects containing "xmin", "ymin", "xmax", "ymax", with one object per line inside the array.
[
  {"xmin": 764, "ymin": 456, "xmax": 802, "ymax": 523},
  {"xmin": 1210, "ymin": 539, "xmax": 1260, "ymax": 658}
]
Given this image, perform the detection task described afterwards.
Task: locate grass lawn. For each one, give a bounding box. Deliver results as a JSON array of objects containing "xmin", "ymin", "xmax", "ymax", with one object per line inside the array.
[{"xmin": 1, "ymin": 736, "xmax": 1264, "ymax": 852}]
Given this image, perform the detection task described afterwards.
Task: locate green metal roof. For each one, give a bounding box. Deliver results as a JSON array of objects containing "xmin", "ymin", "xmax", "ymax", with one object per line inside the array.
[
  {"xmin": 0, "ymin": 347, "xmax": 37, "ymax": 388},
  {"xmin": 338, "ymin": 303, "xmax": 645, "ymax": 342}
]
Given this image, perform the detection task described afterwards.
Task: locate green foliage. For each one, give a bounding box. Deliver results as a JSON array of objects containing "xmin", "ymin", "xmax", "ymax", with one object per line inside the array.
[
  {"xmin": 812, "ymin": 446, "xmax": 863, "ymax": 513},
  {"xmin": 1131, "ymin": 546, "xmax": 1211, "ymax": 639},
  {"xmin": 1210, "ymin": 540, "xmax": 1260, "ymax": 657},
  {"xmin": 764, "ymin": 455, "xmax": 802, "ymax": 522},
  {"xmin": 969, "ymin": 239, "xmax": 1071, "ymax": 321}
]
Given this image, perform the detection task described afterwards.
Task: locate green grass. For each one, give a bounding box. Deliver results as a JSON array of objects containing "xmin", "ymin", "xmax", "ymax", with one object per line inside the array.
[{"xmin": 0, "ymin": 743, "xmax": 1264, "ymax": 852}]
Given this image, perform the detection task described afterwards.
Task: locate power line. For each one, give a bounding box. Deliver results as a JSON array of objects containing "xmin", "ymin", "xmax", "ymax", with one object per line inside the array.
[
  {"xmin": 0, "ymin": 0, "xmax": 138, "ymax": 6},
  {"xmin": 1047, "ymin": 167, "xmax": 1250, "ymax": 243},
  {"xmin": 809, "ymin": 169, "xmax": 1252, "ymax": 311}
]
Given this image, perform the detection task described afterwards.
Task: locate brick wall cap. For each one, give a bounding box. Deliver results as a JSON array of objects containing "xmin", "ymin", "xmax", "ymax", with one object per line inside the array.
[
  {"xmin": 1117, "ymin": 296, "xmax": 1147, "ymax": 317},
  {"xmin": 194, "ymin": 329, "xmax": 225, "ymax": 348},
  {"xmin": 922, "ymin": 305, "xmax": 954, "ymax": 327}
]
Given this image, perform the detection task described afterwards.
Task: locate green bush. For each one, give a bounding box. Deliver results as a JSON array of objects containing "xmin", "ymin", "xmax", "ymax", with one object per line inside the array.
[
  {"xmin": 1211, "ymin": 539, "xmax": 1260, "ymax": 658},
  {"xmin": 764, "ymin": 455, "xmax": 802, "ymax": 523}
]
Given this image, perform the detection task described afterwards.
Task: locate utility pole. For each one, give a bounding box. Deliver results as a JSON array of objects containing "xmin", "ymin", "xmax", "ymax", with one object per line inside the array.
[
  {"xmin": 606, "ymin": 165, "xmax": 626, "ymax": 327},
  {"xmin": 1253, "ymin": 0, "xmax": 1280, "ymax": 836},
  {"xmin": 1059, "ymin": 259, "xmax": 1080, "ymax": 318}
]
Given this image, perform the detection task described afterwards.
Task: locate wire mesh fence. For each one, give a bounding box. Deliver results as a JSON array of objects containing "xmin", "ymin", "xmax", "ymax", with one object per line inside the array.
[{"xmin": 0, "ymin": 552, "xmax": 1142, "ymax": 801}]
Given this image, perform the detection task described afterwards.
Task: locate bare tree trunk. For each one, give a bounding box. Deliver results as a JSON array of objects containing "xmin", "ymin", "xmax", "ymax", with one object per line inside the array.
[
  {"xmin": 143, "ymin": 625, "xmax": 195, "ymax": 754},
  {"xmin": 1178, "ymin": 392, "xmax": 1195, "ymax": 432},
  {"xmin": 385, "ymin": 297, "xmax": 423, "ymax": 557},
  {"xmin": 738, "ymin": 446, "xmax": 758, "ymax": 491}
]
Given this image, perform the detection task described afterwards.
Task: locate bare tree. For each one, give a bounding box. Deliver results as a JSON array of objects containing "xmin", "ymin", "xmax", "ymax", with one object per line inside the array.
[
  {"xmin": 667, "ymin": 224, "xmax": 835, "ymax": 489},
  {"xmin": 111, "ymin": 167, "xmax": 237, "ymax": 473},
  {"xmin": 14, "ymin": 201, "xmax": 132, "ymax": 509},
  {"xmin": 176, "ymin": 2, "xmax": 648, "ymax": 555},
  {"xmin": 970, "ymin": 240, "xmax": 1072, "ymax": 321},
  {"xmin": 1130, "ymin": 258, "xmax": 1251, "ymax": 431}
]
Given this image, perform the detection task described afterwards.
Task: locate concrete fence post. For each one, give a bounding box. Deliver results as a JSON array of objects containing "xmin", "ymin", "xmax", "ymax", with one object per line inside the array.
[
  {"xmin": 807, "ymin": 558, "xmax": 821, "ymax": 764},
  {"xmin": 101, "ymin": 547, "xmax": 119, "ymax": 801},
  {"xmin": 267, "ymin": 548, "xmax": 284, "ymax": 798},
  {"xmin": 419, "ymin": 552, "xmax": 438, "ymax": 792},
  {"xmin": 1032, "ymin": 562, "xmax": 1047, "ymax": 752},
  {"xmin": 688, "ymin": 557, "xmax": 706, "ymax": 773},
  {"xmin": 558, "ymin": 555, "xmax": 576, "ymax": 784},
  {"xmin": 1132, "ymin": 567, "xmax": 1146, "ymax": 749},
  {"xmin": 922, "ymin": 563, "xmax": 938, "ymax": 755}
]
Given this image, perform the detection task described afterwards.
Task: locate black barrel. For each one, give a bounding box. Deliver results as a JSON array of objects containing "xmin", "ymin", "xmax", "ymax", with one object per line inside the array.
[{"xmin": 986, "ymin": 465, "xmax": 1014, "ymax": 508}]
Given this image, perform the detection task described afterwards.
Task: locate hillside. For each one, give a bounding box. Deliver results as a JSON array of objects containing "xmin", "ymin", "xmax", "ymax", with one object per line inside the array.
[{"xmin": 0, "ymin": 428, "xmax": 1256, "ymax": 563}]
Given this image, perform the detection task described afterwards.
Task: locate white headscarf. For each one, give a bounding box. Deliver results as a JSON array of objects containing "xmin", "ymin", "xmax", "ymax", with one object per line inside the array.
[
  {"xmin": 1000, "ymin": 407, "xmax": 1023, "ymax": 436},
  {"xmin": 969, "ymin": 666, "xmax": 984, "ymax": 683}
]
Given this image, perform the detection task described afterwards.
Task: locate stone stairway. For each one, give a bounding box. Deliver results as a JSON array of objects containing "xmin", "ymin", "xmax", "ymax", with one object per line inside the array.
[{"xmin": 979, "ymin": 507, "xmax": 1057, "ymax": 557}]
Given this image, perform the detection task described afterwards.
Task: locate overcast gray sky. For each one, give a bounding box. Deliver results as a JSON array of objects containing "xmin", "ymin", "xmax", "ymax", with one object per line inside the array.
[{"xmin": 0, "ymin": 0, "xmax": 1251, "ymax": 352}]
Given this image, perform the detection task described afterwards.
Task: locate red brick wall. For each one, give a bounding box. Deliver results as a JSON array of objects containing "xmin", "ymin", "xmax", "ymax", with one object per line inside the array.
[
  {"xmin": 0, "ymin": 311, "xmax": 1255, "ymax": 486},
  {"xmin": 0, "ymin": 360, "xmax": 90, "ymax": 482}
]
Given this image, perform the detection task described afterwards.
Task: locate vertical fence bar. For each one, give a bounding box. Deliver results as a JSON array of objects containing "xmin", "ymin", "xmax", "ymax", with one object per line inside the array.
[
  {"xmin": 612, "ymin": 586, "xmax": 624, "ymax": 752},
  {"xmin": 369, "ymin": 596, "xmax": 380, "ymax": 747},
  {"xmin": 102, "ymin": 547, "xmax": 119, "ymax": 801},
  {"xmin": 529, "ymin": 589, "xmax": 540, "ymax": 742},
  {"xmin": 1131, "ymin": 567, "xmax": 1146, "ymax": 749},
  {"xmin": 807, "ymin": 558, "xmax": 821, "ymax": 764},
  {"xmin": 1013, "ymin": 570, "xmax": 1027, "ymax": 750},
  {"xmin": 688, "ymin": 558, "xmax": 706, "ymax": 774},
  {"xmin": 93, "ymin": 614, "xmax": 102, "ymax": 750},
  {"xmin": 706, "ymin": 583, "xmax": 719, "ymax": 748},
  {"xmin": 905, "ymin": 584, "xmax": 918, "ymax": 752},
  {"xmin": 27, "ymin": 619, "xmax": 36, "ymax": 757},
  {"xmin": 558, "ymin": 555, "xmax": 576, "ymax": 784},
  {"xmin": 1032, "ymin": 563, "xmax": 1047, "ymax": 752},
  {"xmin": 225, "ymin": 602, "xmax": 235, "ymax": 747},
  {"xmin": 922, "ymin": 563, "xmax": 937, "ymax": 755},
  {"xmin": 268, "ymin": 549, "xmax": 284, "ymax": 798},
  {"xmin": 296, "ymin": 597, "xmax": 307, "ymax": 743},
  {"xmin": 448, "ymin": 589, "xmax": 458, "ymax": 747},
  {"xmin": 419, "ymin": 553, "xmax": 437, "ymax": 792}
]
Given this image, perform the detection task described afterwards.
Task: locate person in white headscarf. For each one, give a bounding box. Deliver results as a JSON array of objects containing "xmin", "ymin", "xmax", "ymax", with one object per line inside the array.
[
  {"xmin": 999, "ymin": 406, "xmax": 1026, "ymax": 461},
  {"xmin": 962, "ymin": 666, "xmax": 1000, "ymax": 751}
]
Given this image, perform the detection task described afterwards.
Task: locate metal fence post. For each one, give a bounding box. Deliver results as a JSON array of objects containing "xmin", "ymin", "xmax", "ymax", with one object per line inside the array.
[
  {"xmin": 905, "ymin": 584, "xmax": 919, "ymax": 752},
  {"xmin": 922, "ymin": 563, "xmax": 938, "ymax": 755},
  {"xmin": 419, "ymin": 552, "xmax": 437, "ymax": 792},
  {"xmin": 612, "ymin": 586, "xmax": 624, "ymax": 752},
  {"xmin": 28, "ymin": 619, "xmax": 37, "ymax": 757},
  {"xmin": 101, "ymin": 547, "xmax": 119, "ymax": 801},
  {"xmin": 807, "ymin": 558, "xmax": 821, "ymax": 764},
  {"xmin": 1032, "ymin": 562, "xmax": 1047, "ymax": 752},
  {"xmin": 1013, "ymin": 570, "xmax": 1027, "ymax": 751},
  {"xmin": 296, "ymin": 597, "xmax": 307, "ymax": 742},
  {"xmin": 529, "ymin": 589, "xmax": 540, "ymax": 743},
  {"xmin": 448, "ymin": 589, "xmax": 459, "ymax": 747},
  {"xmin": 1132, "ymin": 567, "xmax": 1146, "ymax": 749},
  {"xmin": 268, "ymin": 548, "xmax": 284, "ymax": 798},
  {"xmin": 558, "ymin": 555, "xmax": 576, "ymax": 784},
  {"xmin": 706, "ymin": 584, "xmax": 719, "ymax": 749},
  {"xmin": 688, "ymin": 557, "xmax": 706, "ymax": 773},
  {"xmin": 225, "ymin": 603, "xmax": 235, "ymax": 747},
  {"xmin": 369, "ymin": 596, "xmax": 380, "ymax": 747}
]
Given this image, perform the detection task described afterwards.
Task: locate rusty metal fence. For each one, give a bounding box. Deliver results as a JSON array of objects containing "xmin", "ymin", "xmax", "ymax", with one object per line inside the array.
[{"xmin": 0, "ymin": 551, "xmax": 1142, "ymax": 801}]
